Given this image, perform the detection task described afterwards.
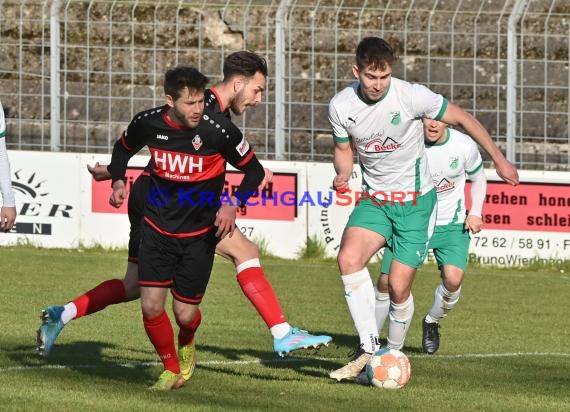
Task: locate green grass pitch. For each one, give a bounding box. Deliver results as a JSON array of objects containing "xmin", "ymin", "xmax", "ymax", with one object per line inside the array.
[{"xmin": 1, "ymin": 246, "xmax": 569, "ymax": 411}]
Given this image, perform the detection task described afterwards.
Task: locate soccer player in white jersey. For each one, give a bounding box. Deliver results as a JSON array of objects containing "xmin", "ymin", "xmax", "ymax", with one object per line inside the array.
[
  {"xmin": 0, "ymin": 100, "xmax": 16, "ymax": 232},
  {"xmin": 328, "ymin": 37, "xmax": 518, "ymax": 381},
  {"xmin": 375, "ymin": 117, "xmax": 487, "ymax": 355}
]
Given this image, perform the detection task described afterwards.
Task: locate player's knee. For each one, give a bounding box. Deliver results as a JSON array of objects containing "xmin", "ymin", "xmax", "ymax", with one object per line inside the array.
[
  {"xmin": 173, "ymin": 304, "xmax": 199, "ymax": 325},
  {"xmin": 141, "ymin": 302, "xmax": 163, "ymax": 318},
  {"xmin": 377, "ymin": 274, "xmax": 389, "ymax": 293},
  {"xmin": 337, "ymin": 250, "xmax": 363, "ymax": 273}
]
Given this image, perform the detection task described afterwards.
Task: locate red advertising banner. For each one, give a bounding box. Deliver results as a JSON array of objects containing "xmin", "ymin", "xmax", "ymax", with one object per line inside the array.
[
  {"xmin": 91, "ymin": 168, "xmax": 297, "ymax": 221},
  {"xmin": 91, "ymin": 168, "xmax": 145, "ymax": 214},
  {"xmin": 465, "ymin": 181, "xmax": 570, "ymax": 232}
]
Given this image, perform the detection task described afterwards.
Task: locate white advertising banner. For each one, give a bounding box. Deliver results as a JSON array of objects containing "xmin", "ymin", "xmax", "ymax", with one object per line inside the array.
[
  {"xmin": 2, "ymin": 150, "xmax": 569, "ymax": 266},
  {"xmin": 306, "ymin": 163, "xmax": 380, "ymax": 259},
  {"xmin": 307, "ymin": 165, "xmax": 570, "ymax": 265},
  {"xmin": 0, "ymin": 151, "xmax": 81, "ymax": 247},
  {"xmin": 465, "ymin": 170, "xmax": 570, "ymax": 264}
]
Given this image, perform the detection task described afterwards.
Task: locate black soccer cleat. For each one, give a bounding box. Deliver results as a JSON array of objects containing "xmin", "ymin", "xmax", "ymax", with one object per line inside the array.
[{"xmin": 422, "ymin": 316, "xmax": 440, "ymax": 354}]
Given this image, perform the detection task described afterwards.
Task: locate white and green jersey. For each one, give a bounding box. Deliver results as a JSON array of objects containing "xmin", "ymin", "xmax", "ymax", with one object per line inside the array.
[
  {"xmin": 0, "ymin": 100, "xmax": 15, "ymax": 207},
  {"xmin": 0, "ymin": 101, "xmax": 5, "ymax": 139},
  {"xmin": 329, "ymin": 77, "xmax": 447, "ymax": 202},
  {"xmin": 426, "ymin": 127, "xmax": 483, "ymax": 226}
]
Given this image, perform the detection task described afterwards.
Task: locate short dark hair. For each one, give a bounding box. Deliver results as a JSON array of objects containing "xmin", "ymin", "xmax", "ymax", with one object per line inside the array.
[
  {"xmin": 355, "ymin": 37, "xmax": 397, "ymax": 71},
  {"xmin": 164, "ymin": 65, "xmax": 209, "ymax": 100},
  {"xmin": 223, "ymin": 51, "xmax": 268, "ymax": 81}
]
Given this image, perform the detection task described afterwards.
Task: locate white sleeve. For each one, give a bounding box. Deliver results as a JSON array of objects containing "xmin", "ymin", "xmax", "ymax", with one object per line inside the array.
[
  {"xmin": 0, "ymin": 102, "xmax": 15, "ymax": 207},
  {"xmin": 468, "ymin": 169, "xmax": 486, "ymax": 217},
  {"xmin": 328, "ymin": 99, "xmax": 349, "ymax": 141},
  {"xmin": 0, "ymin": 137, "xmax": 16, "ymax": 208}
]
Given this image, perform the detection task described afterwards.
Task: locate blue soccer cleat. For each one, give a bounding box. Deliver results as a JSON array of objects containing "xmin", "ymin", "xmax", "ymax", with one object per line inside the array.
[
  {"xmin": 273, "ymin": 327, "xmax": 332, "ymax": 357},
  {"xmin": 36, "ymin": 306, "xmax": 65, "ymax": 357}
]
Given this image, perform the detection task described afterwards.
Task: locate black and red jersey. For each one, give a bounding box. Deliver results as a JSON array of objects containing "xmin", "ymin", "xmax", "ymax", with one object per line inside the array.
[
  {"xmin": 204, "ymin": 88, "xmax": 227, "ymax": 118},
  {"xmin": 109, "ymin": 105, "xmax": 263, "ymax": 237}
]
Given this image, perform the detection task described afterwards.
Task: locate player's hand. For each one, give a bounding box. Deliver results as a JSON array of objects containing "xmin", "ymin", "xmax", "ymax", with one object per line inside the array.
[
  {"xmin": 215, "ymin": 202, "xmax": 237, "ymax": 239},
  {"xmin": 109, "ymin": 180, "xmax": 128, "ymax": 208},
  {"xmin": 332, "ymin": 174, "xmax": 349, "ymax": 190},
  {"xmin": 0, "ymin": 206, "xmax": 16, "ymax": 232},
  {"xmin": 495, "ymin": 158, "xmax": 519, "ymax": 186},
  {"xmin": 87, "ymin": 162, "xmax": 112, "ymax": 182},
  {"xmin": 465, "ymin": 214, "xmax": 483, "ymax": 234},
  {"xmin": 258, "ymin": 168, "xmax": 273, "ymax": 193}
]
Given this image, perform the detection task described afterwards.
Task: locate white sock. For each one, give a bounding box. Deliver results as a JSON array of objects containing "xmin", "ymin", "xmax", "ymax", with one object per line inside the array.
[
  {"xmin": 61, "ymin": 302, "xmax": 77, "ymax": 324},
  {"xmin": 270, "ymin": 322, "xmax": 292, "ymax": 339},
  {"xmin": 387, "ymin": 294, "xmax": 414, "ymax": 350},
  {"xmin": 235, "ymin": 258, "xmax": 261, "ymax": 273},
  {"xmin": 425, "ymin": 283, "xmax": 462, "ymax": 323},
  {"xmin": 341, "ymin": 268, "xmax": 379, "ymax": 353},
  {"xmin": 374, "ymin": 288, "xmax": 390, "ymax": 334}
]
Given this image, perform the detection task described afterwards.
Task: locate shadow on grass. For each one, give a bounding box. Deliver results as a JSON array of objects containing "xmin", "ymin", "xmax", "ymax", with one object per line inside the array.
[
  {"xmin": 3, "ymin": 331, "xmax": 425, "ymax": 385},
  {"xmin": 6, "ymin": 341, "xmax": 156, "ymax": 386}
]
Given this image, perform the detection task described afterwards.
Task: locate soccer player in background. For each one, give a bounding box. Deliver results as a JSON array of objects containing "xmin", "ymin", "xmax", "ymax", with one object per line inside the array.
[
  {"xmin": 327, "ymin": 36, "xmax": 518, "ymax": 381},
  {"xmin": 0, "ymin": 100, "xmax": 16, "ymax": 232},
  {"xmin": 375, "ymin": 117, "xmax": 487, "ymax": 355},
  {"xmin": 37, "ymin": 52, "xmax": 331, "ymax": 364}
]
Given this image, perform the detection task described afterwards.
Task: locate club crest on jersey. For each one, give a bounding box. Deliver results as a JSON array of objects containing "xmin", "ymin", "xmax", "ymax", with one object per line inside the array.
[
  {"xmin": 390, "ymin": 111, "xmax": 401, "ymax": 125},
  {"xmin": 434, "ymin": 177, "xmax": 455, "ymax": 193},
  {"xmin": 192, "ymin": 135, "xmax": 203, "ymax": 150},
  {"xmin": 236, "ymin": 137, "xmax": 250, "ymax": 156},
  {"xmin": 364, "ymin": 136, "xmax": 401, "ymax": 153}
]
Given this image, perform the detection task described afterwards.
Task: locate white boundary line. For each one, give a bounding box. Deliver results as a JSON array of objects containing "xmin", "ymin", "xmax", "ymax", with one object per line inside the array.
[{"xmin": 1, "ymin": 352, "xmax": 569, "ymax": 373}]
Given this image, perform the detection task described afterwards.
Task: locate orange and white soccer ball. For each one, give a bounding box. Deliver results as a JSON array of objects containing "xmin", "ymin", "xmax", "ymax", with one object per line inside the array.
[{"xmin": 365, "ymin": 348, "xmax": 411, "ymax": 389}]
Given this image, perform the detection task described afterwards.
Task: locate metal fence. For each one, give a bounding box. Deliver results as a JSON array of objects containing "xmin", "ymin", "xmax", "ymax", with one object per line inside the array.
[{"xmin": 0, "ymin": 0, "xmax": 569, "ymax": 169}]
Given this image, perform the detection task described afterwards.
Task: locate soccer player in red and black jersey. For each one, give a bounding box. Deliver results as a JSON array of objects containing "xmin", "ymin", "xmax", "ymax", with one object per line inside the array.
[
  {"xmin": 108, "ymin": 65, "xmax": 264, "ymax": 390},
  {"xmin": 37, "ymin": 52, "xmax": 332, "ymax": 374}
]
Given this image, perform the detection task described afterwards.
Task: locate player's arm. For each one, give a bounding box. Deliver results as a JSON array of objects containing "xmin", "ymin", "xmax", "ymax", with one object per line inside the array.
[
  {"xmin": 465, "ymin": 168, "xmax": 487, "ymax": 234},
  {"xmin": 333, "ymin": 140, "xmax": 353, "ymax": 190},
  {"xmin": 219, "ymin": 122, "xmax": 265, "ymax": 239},
  {"xmin": 106, "ymin": 120, "xmax": 146, "ymax": 208},
  {"xmin": 440, "ymin": 102, "xmax": 519, "ymax": 186},
  {"xmin": 328, "ymin": 100, "xmax": 353, "ymax": 190},
  {"xmin": 87, "ymin": 162, "xmax": 112, "ymax": 181},
  {"xmin": 0, "ymin": 119, "xmax": 16, "ymax": 232}
]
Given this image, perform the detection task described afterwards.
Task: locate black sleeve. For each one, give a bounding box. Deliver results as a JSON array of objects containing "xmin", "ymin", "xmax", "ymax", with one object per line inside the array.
[
  {"xmin": 107, "ymin": 132, "xmax": 133, "ymax": 184},
  {"xmin": 218, "ymin": 118, "xmax": 264, "ymax": 205},
  {"xmin": 107, "ymin": 116, "xmax": 147, "ymax": 184},
  {"xmin": 233, "ymin": 154, "xmax": 264, "ymax": 205}
]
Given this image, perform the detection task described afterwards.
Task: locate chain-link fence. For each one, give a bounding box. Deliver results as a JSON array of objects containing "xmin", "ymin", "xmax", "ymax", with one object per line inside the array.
[{"xmin": 1, "ymin": 0, "xmax": 569, "ymax": 169}]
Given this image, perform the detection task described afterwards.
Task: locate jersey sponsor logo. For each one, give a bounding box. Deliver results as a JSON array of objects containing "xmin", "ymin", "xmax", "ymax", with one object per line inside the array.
[
  {"xmin": 236, "ymin": 137, "xmax": 250, "ymax": 156},
  {"xmin": 434, "ymin": 177, "xmax": 455, "ymax": 193},
  {"xmin": 354, "ymin": 129, "xmax": 384, "ymax": 145},
  {"xmin": 364, "ymin": 136, "xmax": 401, "ymax": 153},
  {"xmin": 192, "ymin": 135, "xmax": 203, "ymax": 150},
  {"xmin": 390, "ymin": 111, "xmax": 401, "ymax": 125},
  {"xmin": 156, "ymin": 134, "xmax": 169, "ymax": 141},
  {"xmin": 150, "ymin": 148, "xmax": 225, "ymax": 182}
]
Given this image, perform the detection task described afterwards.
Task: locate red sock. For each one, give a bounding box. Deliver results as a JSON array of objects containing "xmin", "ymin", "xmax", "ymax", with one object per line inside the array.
[
  {"xmin": 143, "ymin": 310, "xmax": 179, "ymax": 374},
  {"xmin": 237, "ymin": 267, "xmax": 286, "ymax": 328},
  {"xmin": 177, "ymin": 309, "xmax": 202, "ymax": 347},
  {"xmin": 72, "ymin": 279, "xmax": 127, "ymax": 318}
]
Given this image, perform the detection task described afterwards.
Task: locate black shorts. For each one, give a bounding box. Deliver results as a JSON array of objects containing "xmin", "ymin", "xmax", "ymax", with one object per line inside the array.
[
  {"xmin": 138, "ymin": 221, "xmax": 219, "ymax": 303},
  {"xmin": 127, "ymin": 173, "xmax": 149, "ymax": 263}
]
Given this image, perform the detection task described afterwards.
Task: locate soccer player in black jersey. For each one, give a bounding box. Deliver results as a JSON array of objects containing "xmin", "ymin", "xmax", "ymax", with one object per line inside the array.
[{"xmin": 37, "ymin": 52, "xmax": 332, "ymax": 378}]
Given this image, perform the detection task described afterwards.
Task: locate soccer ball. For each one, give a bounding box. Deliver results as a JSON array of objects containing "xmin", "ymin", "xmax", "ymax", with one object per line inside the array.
[{"xmin": 365, "ymin": 348, "xmax": 411, "ymax": 389}]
